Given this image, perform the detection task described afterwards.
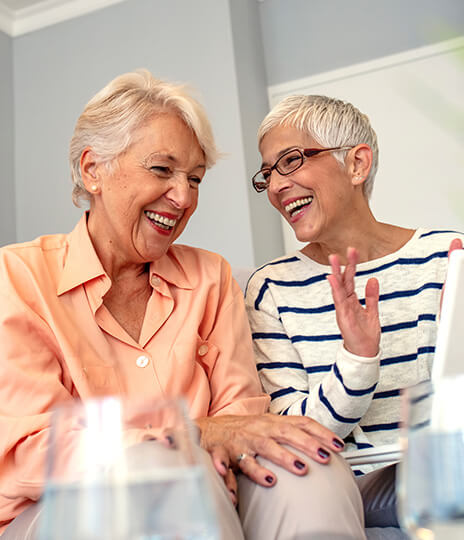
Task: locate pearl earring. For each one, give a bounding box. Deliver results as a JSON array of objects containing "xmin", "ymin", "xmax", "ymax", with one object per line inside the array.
[{"xmin": 90, "ymin": 185, "xmax": 98, "ymax": 193}]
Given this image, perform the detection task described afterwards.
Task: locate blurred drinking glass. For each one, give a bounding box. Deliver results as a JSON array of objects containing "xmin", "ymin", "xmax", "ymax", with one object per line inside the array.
[
  {"xmin": 37, "ymin": 396, "xmax": 219, "ymax": 540},
  {"xmin": 398, "ymin": 376, "xmax": 464, "ymax": 539}
]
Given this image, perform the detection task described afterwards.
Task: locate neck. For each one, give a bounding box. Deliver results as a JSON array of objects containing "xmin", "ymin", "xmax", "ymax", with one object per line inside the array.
[
  {"xmin": 301, "ymin": 207, "xmax": 415, "ymax": 266},
  {"xmin": 86, "ymin": 211, "xmax": 148, "ymax": 284}
]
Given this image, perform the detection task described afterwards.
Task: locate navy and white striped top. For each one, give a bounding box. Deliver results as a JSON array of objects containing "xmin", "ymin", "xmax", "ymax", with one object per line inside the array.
[{"xmin": 245, "ymin": 229, "xmax": 464, "ymax": 473}]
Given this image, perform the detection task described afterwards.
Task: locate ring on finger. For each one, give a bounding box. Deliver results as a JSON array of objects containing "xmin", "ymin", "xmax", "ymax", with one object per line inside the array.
[{"xmin": 236, "ymin": 452, "xmax": 255, "ymax": 464}]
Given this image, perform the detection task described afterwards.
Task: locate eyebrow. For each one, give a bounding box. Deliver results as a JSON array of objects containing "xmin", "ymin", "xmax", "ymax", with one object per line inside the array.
[
  {"xmin": 260, "ymin": 145, "xmax": 298, "ymax": 169},
  {"xmin": 145, "ymin": 152, "xmax": 206, "ymax": 171}
]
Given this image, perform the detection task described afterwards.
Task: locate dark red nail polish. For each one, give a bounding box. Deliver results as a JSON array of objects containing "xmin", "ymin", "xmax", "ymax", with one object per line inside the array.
[
  {"xmin": 166, "ymin": 434, "xmax": 174, "ymax": 445},
  {"xmin": 318, "ymin": 448, "xmax": 330, "ymax": 459},
  {"xmin": 265, "ymin": 475, "xmax": 274, "ymax": 484},
  {"xmin": 333, "ymin": 438, "xmax": 344, "ymax": 449},
  {"xmin": 294, "ymin": 459, "xmax": 305, "ymax": 470}
]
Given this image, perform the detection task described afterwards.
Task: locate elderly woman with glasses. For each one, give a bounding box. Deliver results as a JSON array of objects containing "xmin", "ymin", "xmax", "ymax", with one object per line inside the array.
[
  {"xmin": 0, "ymin": 73, "xmax": 370, "ymax": 540},
  {"xmin": 245, "ymin": 94, "xmax": 464, "ymax": 533}
]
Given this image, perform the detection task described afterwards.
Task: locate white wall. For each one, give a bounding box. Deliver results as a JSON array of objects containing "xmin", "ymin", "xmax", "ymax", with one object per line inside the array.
[
  {"xmin": 259, "ymin": 0, "xmax": 464, "ymax": 85},
  {"xmin": 0, "ymin": 29, "xmax": 16, "ymax": 246}
]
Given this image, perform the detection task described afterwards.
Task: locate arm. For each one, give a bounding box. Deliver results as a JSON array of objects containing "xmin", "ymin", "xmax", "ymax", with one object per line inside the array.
[
  {"xmin": 245, "ymin": 253, "xmax": 381, "ymax": 439},
  {"xmin": 0, "ymin": 289, "xmax": 73, "ymax": 526}
]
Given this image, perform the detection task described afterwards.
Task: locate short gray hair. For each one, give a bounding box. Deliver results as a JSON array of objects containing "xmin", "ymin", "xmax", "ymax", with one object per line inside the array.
[
  {"xmin": 258, "ymin": 95, "xmax": 378, "ymax": 200},
  {"xmin": 70, "ymin": 69, "xmax": 219, "ymax": 206}
]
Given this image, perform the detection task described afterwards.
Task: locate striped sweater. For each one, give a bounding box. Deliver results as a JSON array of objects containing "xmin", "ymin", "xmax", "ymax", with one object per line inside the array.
[{"xmin": 245, "ymin": 229, "xmax": 464, "ymax": 472}]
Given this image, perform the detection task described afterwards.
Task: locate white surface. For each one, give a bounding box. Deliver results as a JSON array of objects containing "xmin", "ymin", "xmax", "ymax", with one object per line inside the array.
[
  {"xmin": 268, "ymin": 37, "xmax": 464, "ymax": 254},
  {"xmin": 0, "ymin": 0, "xmax": 125, "ymax": 36},
  {"xmin": 432, "ymin": 250, "xmax": 464, "ymax": 380},
  {"xmin": 342, "ymin": 443, "xmax": 402, "ymax": 466}
]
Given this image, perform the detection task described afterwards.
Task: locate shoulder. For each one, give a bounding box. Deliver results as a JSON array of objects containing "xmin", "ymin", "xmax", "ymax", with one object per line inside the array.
[
  {"xmin": 168, "ymin": 244, "xmax": 234, "ymax": 291},
  {"xmin": 411, "ymin": 229, "xmax": 464, "ymax": 254},
  {"xmin": 248, "ymin": 252, "xmax": 303, "ymax": 286},
  {"xmin": 169, "ymin": 244, "xmax": 230, "ymax": 272},
  {"xmin": 0, "ymin": 233, "xmax": 69, "ymax": 303},
  {"xmin": 246, "ymin": 252, "xmax": 319, "ymax": 309},
  {"xmin": 0, "ymin": 233, "xmax": 68, "ymax": 274}
]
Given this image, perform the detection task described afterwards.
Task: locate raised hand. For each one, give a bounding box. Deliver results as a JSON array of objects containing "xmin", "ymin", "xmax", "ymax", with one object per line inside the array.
[
  {"xmin": 196, "ymin": 413, "xmax": 345, "ymax": 488},
  {"xmin": 327, "ymin": 246, "xmax": 380, "ymax": 358}
]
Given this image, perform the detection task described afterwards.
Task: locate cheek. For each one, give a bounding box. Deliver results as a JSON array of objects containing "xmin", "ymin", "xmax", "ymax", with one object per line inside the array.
[{"xmin": 267, "ymin": 192, "xmax": 281, "ymax": 213}]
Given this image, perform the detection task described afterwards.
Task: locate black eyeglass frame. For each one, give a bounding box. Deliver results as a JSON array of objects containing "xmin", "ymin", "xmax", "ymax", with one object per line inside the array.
[{"xmin": 251, "ymin": 146, "xmax": 354, "ymax": 193}]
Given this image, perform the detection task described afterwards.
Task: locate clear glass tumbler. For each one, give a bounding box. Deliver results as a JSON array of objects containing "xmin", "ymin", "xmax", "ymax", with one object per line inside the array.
[
  {"xmin": 397, "ymin": 376, "xmax": 464, "ymax": 540},
  {"xmin": 37, "ymin": 396, "xmax": 219, "ymax": 540}
]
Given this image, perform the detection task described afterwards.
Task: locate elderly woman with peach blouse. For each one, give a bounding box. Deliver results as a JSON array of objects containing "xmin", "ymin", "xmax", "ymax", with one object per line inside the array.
[{"xmin": 0, "ymin": 70, "xmax": 366, "ymax": 540}]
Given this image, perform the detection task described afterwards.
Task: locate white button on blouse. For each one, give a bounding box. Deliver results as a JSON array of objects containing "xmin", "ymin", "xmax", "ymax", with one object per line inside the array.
[{"xmin": 136, "ymin": 355, "xmax": 150, "ymax": 368}]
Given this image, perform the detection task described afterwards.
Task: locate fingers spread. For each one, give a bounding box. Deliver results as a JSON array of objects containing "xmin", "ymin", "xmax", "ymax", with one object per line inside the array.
[{"xmin": 364, "ymin": 277, "xmax": 379, "ymax": 313}]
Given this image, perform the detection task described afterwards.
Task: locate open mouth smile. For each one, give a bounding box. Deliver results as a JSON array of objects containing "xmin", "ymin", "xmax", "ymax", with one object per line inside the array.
[
  {"xmin": 145, "ymin": 211, "xmax": 178, "ymax": 232},
  {"xmin": 284, "ymin": 197, "xmax": 313, "ymax": 218}
]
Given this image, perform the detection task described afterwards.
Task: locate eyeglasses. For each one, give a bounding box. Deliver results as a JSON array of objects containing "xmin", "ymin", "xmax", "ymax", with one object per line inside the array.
[{"xmin": 251, "ymin": 146, "xmax": 354, "ymax": 193}]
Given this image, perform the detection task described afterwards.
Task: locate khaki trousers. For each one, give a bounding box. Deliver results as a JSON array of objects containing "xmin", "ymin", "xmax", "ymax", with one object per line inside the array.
[{"xmin": 2, "ymin": 444, "xmax": 365, "ymax": 540}]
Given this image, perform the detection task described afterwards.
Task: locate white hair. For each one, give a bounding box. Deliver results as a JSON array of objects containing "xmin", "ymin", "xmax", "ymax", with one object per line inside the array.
[
  {"xmin": 258, "ymin": 94, "xmax": 379, "ymax": 200},
  {"xmin": 70, "ymin": 69, "xmax": 219, "ymax": 206}
]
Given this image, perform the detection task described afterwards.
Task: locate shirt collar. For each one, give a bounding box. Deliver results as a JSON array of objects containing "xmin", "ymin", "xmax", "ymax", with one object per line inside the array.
[
  {"xmin": 57, "ymin": 214, "xmax": 194, "ymax": 295},
  {"xmin": 57, "ymin": 213, "xmax": 107, "ymax": 296},
  {"xmin": 150, "ymin": 246, "xmax": 194, "ymax": 290}
]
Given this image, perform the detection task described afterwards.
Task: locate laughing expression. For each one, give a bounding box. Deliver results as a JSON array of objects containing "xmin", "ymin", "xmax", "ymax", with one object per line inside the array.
[
  {"xmin": 88, "ymin": 112, "xmax": 206, "ymax": 267},
  {"xmin": 259, "ymin": 125, "xmax": 354, "ymax": 245}
]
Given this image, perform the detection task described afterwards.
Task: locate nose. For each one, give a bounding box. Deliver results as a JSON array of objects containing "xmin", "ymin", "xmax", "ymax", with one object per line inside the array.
[
  {"xmin": 166, "ymin": 174, "xmax": 195, "ymax": 209},
  {"xmin": 268, "ymin": 169, "xmax": 293, "ymax": 195}
]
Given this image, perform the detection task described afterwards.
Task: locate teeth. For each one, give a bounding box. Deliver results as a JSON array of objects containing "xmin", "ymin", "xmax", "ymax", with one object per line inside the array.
[
  {"xmin": 285, "ymin": 197, "xmax": 313, "ymax": 214},
  {"xmin": 145, "ymin": 211, "xmax": 177, "ymax": 228}
]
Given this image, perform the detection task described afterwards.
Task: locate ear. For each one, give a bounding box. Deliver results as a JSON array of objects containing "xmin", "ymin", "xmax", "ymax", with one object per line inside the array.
[
  {"xmin": 347, "ymin": 144, "xmax": 372, "ymax": 187},
  {"xmin": 80, "ymin": 147, "xmax": 101, "ymax": 193}
]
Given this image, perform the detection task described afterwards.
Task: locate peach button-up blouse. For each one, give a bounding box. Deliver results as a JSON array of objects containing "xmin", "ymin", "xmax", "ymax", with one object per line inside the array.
[{"xmin": 0, "ymin": 214, "xmax": 269, "ymax": 533}]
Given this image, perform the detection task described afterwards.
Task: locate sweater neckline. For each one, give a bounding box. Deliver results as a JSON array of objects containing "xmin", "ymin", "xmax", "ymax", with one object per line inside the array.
[{"xmin": 295, "ymin": 228, "xmax": 425, "ymax": 271}]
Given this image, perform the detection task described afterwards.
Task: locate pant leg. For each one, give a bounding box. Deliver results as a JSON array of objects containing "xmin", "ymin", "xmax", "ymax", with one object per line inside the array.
[
  {"xmin": 355, "ymin": 464, "xmax": 399, "ymax": 528},
  {"xmin": 1, "ymin": 503, "xmax": 42, "ymax": 540},
  {"xmin": 238, "ymin": 450, "xmax": 366, "ymax": 540},
  {"xmin": 356, "ymin": 463, "xmax": 409, "ymax": 540},
  {"xmin": 120, "ymin": 441, "xmax": 244, "ymax": 540},
  {"xmin": 2, "ymin": 441, "xmax": 243, "ymax": 540}
]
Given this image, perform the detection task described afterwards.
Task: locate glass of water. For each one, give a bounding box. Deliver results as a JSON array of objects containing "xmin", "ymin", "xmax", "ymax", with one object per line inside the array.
[
  {"xmin": 397, "ymin": 376, "xmax": 464, "ymax": 539},
  {"xmin": 38, "ymin": 396, "xmax": 220, "ymax": 540}
]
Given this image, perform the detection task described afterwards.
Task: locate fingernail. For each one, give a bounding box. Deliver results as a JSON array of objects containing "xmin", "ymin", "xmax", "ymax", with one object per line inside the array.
[
  {"xmin": 318, "ymin": 448, "xmax": 330, "ymax": 459},
  {"xmin": 265, "ymin": 475, "xmax": 274, "ymax": 484},
  {"xmin": 166, "ymin": 435, "xmax": 174, "ymax": 446},
  {"xmin": 229, "ymin": 489, "xmax": 236, "ymax": 497},
  {"xmin": 332, "ymin": 438, "xmax": 344, "ymax": 449},
  {"xmin": 294, "ymin": 459, "xmax": 306, "ymax": 470}
]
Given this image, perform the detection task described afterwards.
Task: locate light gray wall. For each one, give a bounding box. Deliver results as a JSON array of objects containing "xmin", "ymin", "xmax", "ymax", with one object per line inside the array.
[
  {"xmin": 259, "ymin": 0, "xmax": 464, "ymax": 85},
  {"xmin": 229, "ymin": 0, "xmax": 284, "ymax": 265},
  {"xmin": 12, "ymin": 0, "xmax": 257, "ymax": 267},
  {"xmin": 0, "ymin": 29, "xmax": 16, "ymax": 247}
]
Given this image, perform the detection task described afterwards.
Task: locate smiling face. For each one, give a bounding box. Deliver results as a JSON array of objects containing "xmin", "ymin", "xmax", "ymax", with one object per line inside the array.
[
  {"xmin": 259, "ymin": 124, "xmax": 361, "ymax": 246},
  {"xmin": 83, "ymin": 112, "xmax": 206, "ymax": 270}
]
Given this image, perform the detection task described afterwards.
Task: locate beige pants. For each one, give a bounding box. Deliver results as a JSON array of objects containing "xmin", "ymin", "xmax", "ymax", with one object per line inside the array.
[
  {"xmin": 2, "ymin": 444, "xmax": 364, "ymax": 540},
  {"xmin": 238, "ymin": 449, "xmax": 366, "ymax": 540}
]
